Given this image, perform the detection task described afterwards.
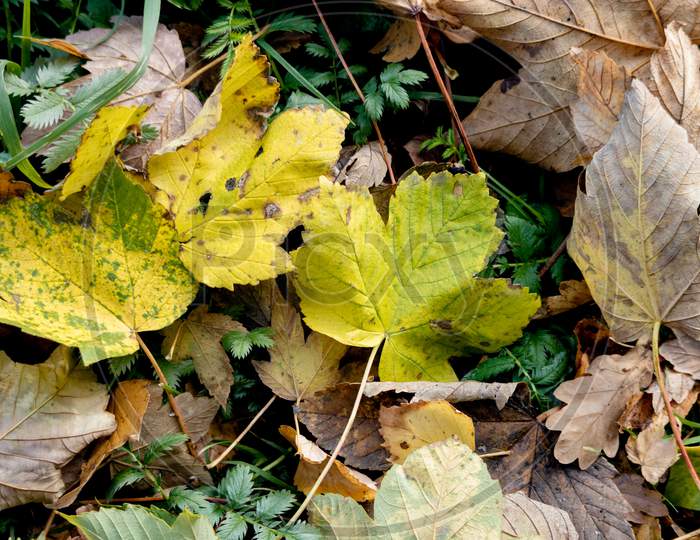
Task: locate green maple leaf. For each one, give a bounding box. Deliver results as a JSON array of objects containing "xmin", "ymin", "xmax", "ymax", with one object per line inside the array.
[{"xmin": 292, "ymin": 170, "xmax": 540, "ymax": 381}]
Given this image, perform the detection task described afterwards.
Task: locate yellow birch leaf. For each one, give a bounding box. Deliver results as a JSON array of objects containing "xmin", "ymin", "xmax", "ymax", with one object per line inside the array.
[
  {"xmin": 148, "ymin": 35, "xmax": 348, "ymax": 289},
  {"xmin": 61, "ymin": 105, "xmax": 148, "ymax": 199},
  {"xmin": 293, "ymin": 171, "xmax": 539, "ymax": 381},
  {"xmin": 0, "ymin": 159, "xmax": 197, "ymax": 363},
  {"xmin": 379, "ymin": 400, "xmax": 475, "ymax": 464}
]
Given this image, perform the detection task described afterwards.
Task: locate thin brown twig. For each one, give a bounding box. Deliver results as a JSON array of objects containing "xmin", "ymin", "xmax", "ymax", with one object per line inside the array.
[
  {"xmin": 538, "ymin": 233, "xmax": 570, "ymax": 278},
  {"xmin": 206, "ymin": 395, "xmax": 277, "ymax": 469},
  {"xmin": 310, "ymin": 0, "xmax": 396, "ymax": 185},
  {"xmin": 652, "ymin": 322, "xmax": 700, "ymax": 491},
  {"xmin": 287, "ymin": 344, "xmax": 380, "ymax": 525},
  {"xmin": 135, "ymin": 333, "xmax": 200, "ymax": 462},
  {"xmin": 673, "ymin": 527, "xmax": 700, "ymax": 540},
  {"xmin": 645, "ymin": 0, "xmax": 666, "ymax": 43},
  {"xmin": 41, "ymin": 509, "xmax": 57, "ymax": 539},
  {"xmin": 414, "ymin": 13, "xmax": 479, "ymax": 174}
]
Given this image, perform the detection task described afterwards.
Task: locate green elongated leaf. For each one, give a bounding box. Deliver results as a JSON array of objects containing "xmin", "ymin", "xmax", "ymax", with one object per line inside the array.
[
  {"xmin": 293, "ymin": 171, "xmax": 539, "ymax": 381},
  {"xmin": 309, "ymin": 438, "xmax": 503, "ymax": 539},
  {"xmin": 0, "ymin": 159, "xmax": 197, "ymax": 363},
  {"xmin": 666, "ymin": 446, "xmax": 700, "ymax": 510},
  {"xmin": 64, "ymin": 505, "xmax": 217, "ymax": 540},
  {"xmin": 0, "ymin": 346, "xmax": 116, "ymax": 510}
]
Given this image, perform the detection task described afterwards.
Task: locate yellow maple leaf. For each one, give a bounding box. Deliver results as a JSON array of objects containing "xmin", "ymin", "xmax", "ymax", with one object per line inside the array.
[
  {"xmin": 61, "ymin": 105, "xmax": 148, "ymax": 199},
  {"xmin": 148, "ymin": 35, "xmax": 348, "ymax": 289}
]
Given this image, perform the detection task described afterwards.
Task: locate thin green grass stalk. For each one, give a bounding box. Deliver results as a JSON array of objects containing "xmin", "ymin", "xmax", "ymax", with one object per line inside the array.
[
  {"xmin": 0, "ymin": 61, "xmax": 48, "ymax": 187},
  {"xmin": 2, "ymin": 0, "xmax": 161, "ymax": 172},
  {"xmin": 20, "ymin": 0, "xmax": 30, "ymax": 69}
]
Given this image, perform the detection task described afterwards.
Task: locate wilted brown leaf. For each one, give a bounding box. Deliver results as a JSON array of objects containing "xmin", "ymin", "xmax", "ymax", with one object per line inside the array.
[
  {"xmin": 661, "ymin": 335, "xmax": 700, "ymax": 379},
  {"xmin": 0, "ymin": 347, "xmax": 116, "ymax": 510},
  {"xmin": 626, "ymin": 424, "xmax": 678, "ymax": 484},
  {"xmin": 364, "ymin": 380, "xmax": 520, "ymax": 409},
  {"xmin": 279, "ymin": 426, "xmax": 376, "ymax": 502},
  {"xmin": 546, "ymin": 346, "xmax": 654, "ymax": 468},
  {"xmin": 253, "ymin": 286, "xmax": 346, "ymax": 402},
  {"xmin": 613, "ymin": 473, "xmax": 668, "ymax": 523},
  {"xmin": 56, "ymin": 379, "xmax": 151, "ymax": 507},
  {"xmin": 370, "ymin": 19, "xmax": 421, "ymax": 61},
  {"xmin": 335, "ymin": 142, "xmax": 390, "ymax": 188},
  {"xmin": 162, "ymin": 306, "xmax": 243, "ymax": 407},
  {"xmin": 66, "ymin": 16, "xmax": 202, "ymax": 169},
  {"xmin": 298, "ymin": 384, "xmax": 390, "ymax": 471},
  {"xmin": 534, "ymin": 279, "xmax": 592, "ymax": 319},
  {"xmin": 502, "ymin": 491, "xmax": 578, "ymax": 540},
  {"xmin": 646, "ymin": 367, "xmax": 695, "ymax": 413},
  {"xmin": 0, "ymin": 171, "xmax": 30, "ymax": 202},
  {"xmin": 656, "ymin": 0, "xmax": 700, "ymax": 42},
  {"xmin": 568, "ymin": 80, "xmax": 700, "ymax": 343},
  {"xmin": 379, "ymin": 400, "xmax": 475, "ymax": 463}
]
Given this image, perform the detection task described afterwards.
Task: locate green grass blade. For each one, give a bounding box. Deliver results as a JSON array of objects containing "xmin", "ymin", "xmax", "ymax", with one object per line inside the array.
[
  {"xmin": 0, "ymin": 61, "xmax": 49, "ymax": 187},
  {"xmin": 20, "ymin": 0, "xmax": 30, "ymax": 68},
  {"xmin": 2, "ymin": 0, "xmax": 161, "ymax": 172}
]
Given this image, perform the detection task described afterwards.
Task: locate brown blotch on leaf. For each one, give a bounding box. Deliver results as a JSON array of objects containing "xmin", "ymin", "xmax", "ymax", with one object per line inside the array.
[
  {"xmin": 264, "ymin": 202, "xmax": 281, "ymax": 218},
  {"xmin": 225, "ymin": 177, "xmax": 236, "ymax": 191}
]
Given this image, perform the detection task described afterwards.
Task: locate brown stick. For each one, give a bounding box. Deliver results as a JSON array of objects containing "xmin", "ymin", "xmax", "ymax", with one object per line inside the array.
[
  {"xmin": 310, "ymin": 0, "xmax": 396, "ymax": 185},
  {"xmin": 415, "ymin": 13, "xmax": 479, "ymax": 173},
  {"xmin": 652, "ymin": 322, "xmax": 700, "ymax": 491},
  {"xmin": 135, "ymin": 334, "xmax": 200, "ymax": 461},
  {"xmin": 538, "ymin": 233, "xmax": 570, "ymax": 278},
  {"xmin": 41, "ymin": 509, "xmax": 57, "ymax": 538},
  {"xmin": 206, "ymin": 395, "xmax": 277, "ymax": 469}
]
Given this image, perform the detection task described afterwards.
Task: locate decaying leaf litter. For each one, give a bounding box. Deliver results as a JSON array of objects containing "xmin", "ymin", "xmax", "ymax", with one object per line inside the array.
[{"xmin": 2, "ymin": 0, "xmax": 700, "ymax": 538}]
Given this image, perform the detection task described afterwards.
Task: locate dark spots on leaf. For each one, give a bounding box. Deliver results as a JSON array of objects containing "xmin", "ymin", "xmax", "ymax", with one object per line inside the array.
[
  {"xmin": 179, "ymin": 174, "xmax": 187, "ymax": 181},
  {"xmin": 225, "ymin": 177, "xmax": 237, "ymax": 191},
  {"xmin": 400, "ymin": 441, "xmax": 409, "ymax": 449},
  {"xmin": 255, "ymin": 146, "xmax": 264, "ymax": 157},
  {"xmin": 453, "ymin": 183, "xmax": 463, "ymax": 197},
  {"xmin": 211, "ymin": 145, "xmax": 217, "ymax": 151},
  {"xmin": 232, "ymin": 207, "xmax": 252, "ymax": 216},
  {"xmin": 195, "ymin": 192, "xmax": 212, "ymax": 215},
  {"xmin": 345, "ymin": 207, "xmax": 352, "ymax": 225},
  {"xmin": 299, "ymin": 187, "xmax": 319, "ymax": 202},
  {"xmin": 264, "ymin": 202, "xmax": 281, "ymax": 218},
  {"xmin": 238, "ymin": 171, "xmax": 250, "ymax": 196},
  {"xmin": 206, "ymin": 252, "xmax": 213, "ymax": 261},
  {"xmin": 197, "ymin": 239, "xmax": 205, "ymax": 246},
  {"xmin": 430, "ymin": 319, "xmax": 452, "ymax": 331},
  {"xmin": 480, "ymin": 341, "xmax": 490, "ymax": 347},
  {"xmin": 500, "ymin": 76, "xmax": 521, "ymax": 93}
]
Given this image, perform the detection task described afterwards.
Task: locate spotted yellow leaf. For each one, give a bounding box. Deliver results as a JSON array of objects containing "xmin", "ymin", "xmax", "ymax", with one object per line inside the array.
[
  {"xmin": 0, "ymin": 159, "xmax": 197, "ymax": 363},
  {"xmin": 61, "ymin": 105, "xmax": 148, "ymax": 199},
  {"xmin": 293, "ymin": 171, "xmax": 540, "ymax": 381},
  {"xmin": 148, "ymin": 35, "xmax": 348, "ymax": 289}
]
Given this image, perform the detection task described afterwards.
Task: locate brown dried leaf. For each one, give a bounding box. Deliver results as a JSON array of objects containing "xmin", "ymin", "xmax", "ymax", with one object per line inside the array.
[
  {"xmin": 570, "ymin": 48, "xmax": 632, "ymax": 160},
  {"xmin": 502, "ymin": 492, "xmax": 579, "ymax": 540},
  {"xmin": 568, "ymin": 80, "xmax": 700, "ymax": 343},
  {"xmin": 335, "ymin": 142, "xmax": 390, "ymax": 188},
  {"xmin": 649, "ymin": 23, "xmax": 700, "ymax": 148},
  {"xmin": 379, "ymin": 400, "xmax": 475, "ymax": 463},
  {"xmin": 56, "ymin": 380, "xmax": 151, "ymax": 507},
  {"xmin": 613, "ymin": 473, "xmax": 668, "ymax": 523},
  {"xmin": 370, "ymin": 19, "xmax": 421, "ymax": 61},
  {"xmin": 279, "ymin": 426, "xmax": 376, "ymax": 502},
  {"xmin": 546, "ymin": 346, "xmax": 654, "ymax": 468},
  {"xmin": 0, "ymin": 171, "xmax": 30, "ymax": 202},
  {"xmin": 626, "ymin": 424, "xmax": 678, "ymax": 484},
  {"xmin": 646, "ymin": 367, "xmax": 695, "ymax": 413},
  {"xmin": 661, "ymin": 335, "xmax": 700, "ymax": 379},
  {"xmin": 534, "ymin": 279, "xmax": 592, "ymax": 319},
  {"xmin": 449, "ymin": 0, "xmax": 661, "ymax": 171},
  {"xmin": 162, "ymin": 306, "xmax": 244, "ymax": 406},
  {"xmin": 656, "ymin": 0, "xmax": 700, "ymax": 42},
  {"xmin": 298, "ymin": 384, "xmax": 390, "ymax": 471},
  {"xmin": 253, "ymin": 286, "xmax": 346, "ymax": 402},
  {"xmin": 0, "ymin": 347, "xmax": 116, "ymax": 510},
  {"xmin": 364, "ymin": 380, "xmax": 520, "ymax": 409}
]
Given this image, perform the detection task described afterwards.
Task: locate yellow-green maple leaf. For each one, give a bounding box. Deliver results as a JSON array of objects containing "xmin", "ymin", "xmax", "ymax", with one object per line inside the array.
[
  {"xmin": 293, "ymin": 171, "xmax": 540, "ymax": 381},
  {"xmin": 148, "ymin": 35, "xmax": 348, "ymax": 289},
  {"xmin": 61, "ymin": 105, "xmax": 148, "ymax": 199},
  {"xmin": 0, "ymin": 160, "xmax": 197, "ymax": 363}
]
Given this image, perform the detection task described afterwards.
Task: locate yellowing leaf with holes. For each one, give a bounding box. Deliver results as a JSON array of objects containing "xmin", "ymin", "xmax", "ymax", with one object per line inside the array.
[
  {"xmin": 379, "ymin": 400, "xmax": 475, "ymax": 463},
  {"xmin": 252, "ymin": 285, "xmax": 346, "ymax": 402},
  {"xmin": 293, "ymin": 171, "xmax": 539, "ymax": 382},
  {"xmin": 309, "ymin": 438, "xmax": 503, "ymax": 539},
  {"xmin": 61, "ymin": 105, "xmax": 148, "ymax": 199},
  {"xmin": 148, "ymin": 35, "xmax": 348, "ymax": 289},
  {"xmin": 0, "ymin": 159, "xmax": 197, "ymax": 363},
  {"xmin": 0, "ymin": 346, "xmax": 116, "ymax": 510},
  {"xmin": 161, "ymin": 306, "xmax": 245, "ymax": 407},
  {"xmin": 569, "ymin": 80, "xmax": 700, "ymax": 343}
]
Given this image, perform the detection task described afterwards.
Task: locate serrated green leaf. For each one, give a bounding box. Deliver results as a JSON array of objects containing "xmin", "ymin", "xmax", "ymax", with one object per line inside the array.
[
  {"xmin": 219, "ymin": 465, "xmax": 255, "ymax": 505},
  {"xmin": 5, "ymin": 72, "xmax": 33, "ymax": 96},
  {"xmin": 108, "ymin": 354, "xmax": 137, "ymax": 377},
  {"xmin": 293, "ymin": 171, "xmax": 540, "ymax": 381},
  {"xmin": 64, "ymin": 505, "xmax": 217, "ymax": 540},
  {"xmin": 143, "ymin": 432, "xmax": 190, "ymax": 464},
  {"xmin": 218, "ymin": 512, "xmax": 248, "ymax": 540},
  {"xmin": 512, "ymin": 262, "xmax": 541, "ymax": 294},
  {"xmin": 223, "ymin": 330, "xmax": 254, "ymax": 359},
  {"xmin": 106, "ymin": 468, "xmax": 145, "ymax": 500},
  {"xmin": 505, "ymin": 215, "xmax": 546, "ymax": 261},
  {"xmin": 21, "ymin": 91, "xmax": 69, "ymax": 129},
  {"xmin": 255, "ymin": 490, "xmax": 295, "ymax": 520},
  {"xmin": 0, "ymin": 159, "xmax": 198, "ymax": 363},
  {"xmin": 34, "ymin": 58, "xmax": 79, "ymax": 88},
  {"xmin": 465, "ymin": 354, "xmax": 516, "ymax": 381}
]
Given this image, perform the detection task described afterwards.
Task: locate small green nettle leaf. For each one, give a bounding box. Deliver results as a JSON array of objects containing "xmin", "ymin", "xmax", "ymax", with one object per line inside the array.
[{"xmin": 293, "ymin": 170, "xmax": 540, "ymax": 381}]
